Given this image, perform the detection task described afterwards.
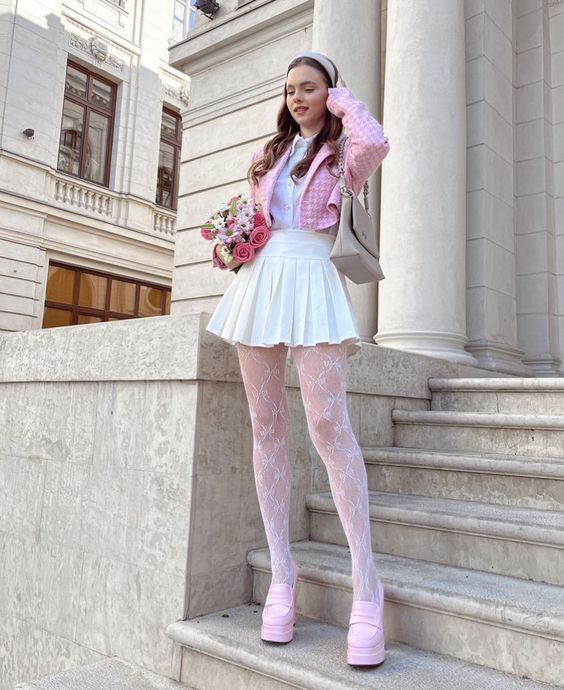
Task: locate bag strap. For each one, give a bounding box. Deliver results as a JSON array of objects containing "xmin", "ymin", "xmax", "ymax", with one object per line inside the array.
[{"xmin": 337, "ymin": 135, "xmax": 370, "ymax": 213}]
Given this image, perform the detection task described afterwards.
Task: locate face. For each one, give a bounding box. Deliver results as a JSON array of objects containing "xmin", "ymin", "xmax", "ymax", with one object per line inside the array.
[{"xmin": 285, "ymin": 64, "xmax": 329, "ymax": 137}]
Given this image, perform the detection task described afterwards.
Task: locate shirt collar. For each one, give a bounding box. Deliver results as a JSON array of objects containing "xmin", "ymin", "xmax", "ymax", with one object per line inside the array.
[{"xmin": 290, "ymin": 131, "xmax": 318, "ymax": 156}]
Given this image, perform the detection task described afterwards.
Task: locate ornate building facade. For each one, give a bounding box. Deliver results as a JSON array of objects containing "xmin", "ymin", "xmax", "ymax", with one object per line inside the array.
[
  {"xmin": 0, "ymin": 0, "xmax": 189, "ymax": 333},
  {"xmin": 170, "ymin": 0, "xmax": 564, "ymax": 377}
]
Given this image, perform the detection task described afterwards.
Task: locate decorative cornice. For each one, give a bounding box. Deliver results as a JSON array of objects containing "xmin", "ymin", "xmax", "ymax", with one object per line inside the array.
[
  {"xmin": 163, "ymin": 82, "xmax": 190, "ymax": 107},
  {"xmin": 69, "ymin": 32, "xmax": 125, "ymax": 72}
]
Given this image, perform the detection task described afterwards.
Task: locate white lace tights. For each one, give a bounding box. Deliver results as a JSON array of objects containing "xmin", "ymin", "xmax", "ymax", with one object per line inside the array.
[{"xmin": 236, "ymin": 342, "xmax": 380, "ymax": 604}]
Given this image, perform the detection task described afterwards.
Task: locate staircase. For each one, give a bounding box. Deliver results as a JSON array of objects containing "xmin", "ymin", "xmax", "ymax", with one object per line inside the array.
[{"xmin": 168, "ymin": 377, "xmax": 564, "ymax": 689}]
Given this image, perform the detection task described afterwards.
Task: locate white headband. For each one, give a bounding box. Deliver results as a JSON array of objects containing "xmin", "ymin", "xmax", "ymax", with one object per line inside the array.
[{"xmin": 287, "ymin": 51, "xmax": 338, "ymax": 87}]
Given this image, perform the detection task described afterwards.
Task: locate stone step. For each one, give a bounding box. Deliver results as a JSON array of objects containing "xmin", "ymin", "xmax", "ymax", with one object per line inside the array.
[
  {"xmin": 166, "ymin": 602, "xmax": 560, "ymax": 690},
  {"xmin": 392, "ymin": 410, "xmax": 564, "ymax": 458},
  {"xmin": 14, "ymin": 656, "xmax": 188, "ymax": 690},
  {"xmin": 246, "ymin": 540, "xmax": 564, "ymax": 687},
  {"xmin": 364, "ymin": 446, "xmax": 564, "ymax": 511},
  {"xmin": 429, "ymin": 377, "xmax": 564, "ymax": 415},
  {"xmin": 306, "ymin": 490, "xmax": 564, "ymax": 586}
]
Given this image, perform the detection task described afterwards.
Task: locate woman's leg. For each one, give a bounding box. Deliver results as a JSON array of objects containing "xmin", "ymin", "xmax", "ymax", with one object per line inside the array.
[
  {"xmin": 291, "ymin": 342, "xmax": 380, "ymax": 604},
  {"xmin": 236, "ymin": 343, "xmax": 295, "ymax": 587}
]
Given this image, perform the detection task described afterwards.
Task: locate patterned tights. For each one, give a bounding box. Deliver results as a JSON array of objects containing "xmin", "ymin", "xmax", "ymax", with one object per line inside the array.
[{"xmin": 236, "ymin": 342, "xmax": 380, "ymax": 604}]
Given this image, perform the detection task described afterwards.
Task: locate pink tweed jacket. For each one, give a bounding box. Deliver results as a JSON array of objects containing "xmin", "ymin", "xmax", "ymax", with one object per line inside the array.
[{"xmin": 212, "ymin": 87, "xmax": 390, "ymax": 269}]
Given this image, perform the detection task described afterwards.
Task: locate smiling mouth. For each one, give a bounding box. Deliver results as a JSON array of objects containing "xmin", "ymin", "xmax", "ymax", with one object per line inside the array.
[{"xmin": 294, "ymin": 108, "xmax": 308, "ymax": 114}]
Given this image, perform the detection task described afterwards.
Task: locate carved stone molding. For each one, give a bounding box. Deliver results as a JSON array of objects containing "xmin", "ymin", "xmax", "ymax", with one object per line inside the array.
[
  {"xmin": 69, "ymin": 32, "xmax": 125, "ymax": 72},
  {"xmin": 163, "ymin": 82, "xmax": 190, "ymax": 106}
]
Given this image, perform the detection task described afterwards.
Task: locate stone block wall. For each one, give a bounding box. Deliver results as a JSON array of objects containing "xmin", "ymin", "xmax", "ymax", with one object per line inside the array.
[{"xmin": 0, "ymin": 312, "xmax": 492, "ymax": 687}]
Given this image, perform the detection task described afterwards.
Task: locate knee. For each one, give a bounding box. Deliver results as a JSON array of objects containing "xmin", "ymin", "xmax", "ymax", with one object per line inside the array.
[
  {"xmin": 250, "ymin": 407, "xmax": 289, "ymax": 443},
  {"xmin": 307, "ymin": 413, "xmax": 338, "ymax": 449}
]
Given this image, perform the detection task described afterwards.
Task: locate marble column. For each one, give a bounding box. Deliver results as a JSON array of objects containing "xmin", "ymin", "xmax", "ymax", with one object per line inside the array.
[
  {"xmin": 311, "ymin": 0, "xmax": 382, "ymax": 345},
  {"xmin": 375, "ymin": 0, "xmax": 477, "ymax": 365}
]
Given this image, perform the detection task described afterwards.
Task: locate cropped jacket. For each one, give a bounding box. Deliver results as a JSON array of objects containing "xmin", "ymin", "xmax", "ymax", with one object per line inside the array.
[{"xmin": 212, "ymin": 87, "xmax": 390, "ymax": 269}]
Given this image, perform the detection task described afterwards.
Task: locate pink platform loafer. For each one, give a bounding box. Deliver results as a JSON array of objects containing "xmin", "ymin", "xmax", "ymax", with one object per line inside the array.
[
  {"xmin": 261, "ymin": 561, "xmax": 298, "ymax": 643},
  {"xmin": 347, "ymin": 578, "xmax": 385, "ymax": 666}
]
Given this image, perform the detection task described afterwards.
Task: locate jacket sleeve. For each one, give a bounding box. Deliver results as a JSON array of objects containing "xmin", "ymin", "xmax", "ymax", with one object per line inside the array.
[
  {"xmin": 326, "ymin": 87, "xmax": 390, "ymax": 196},
  {"xmin": 211, "ymin": 145, "xmax": 264, "ymax": 270}
]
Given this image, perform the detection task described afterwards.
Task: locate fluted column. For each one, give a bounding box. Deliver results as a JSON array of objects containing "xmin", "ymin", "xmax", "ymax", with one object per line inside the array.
[
  {"xmin": 312, "ymin": 0, "xmax": 382, "ymax": 344},
  {"xmin": 376, "ymin": 0, "xmax": 476, "ymax": 364}
]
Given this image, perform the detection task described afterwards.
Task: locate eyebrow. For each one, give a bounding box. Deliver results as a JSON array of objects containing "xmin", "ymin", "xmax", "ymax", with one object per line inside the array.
[{"xmin": 286, "ymin": 81, "xmax": 317, "ymax": 88}]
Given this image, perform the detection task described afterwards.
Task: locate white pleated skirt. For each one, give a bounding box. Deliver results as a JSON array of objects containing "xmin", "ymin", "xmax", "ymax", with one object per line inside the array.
[{"xmin": 205, "ymin": 229, "xmax": 361, "ymax": 358}]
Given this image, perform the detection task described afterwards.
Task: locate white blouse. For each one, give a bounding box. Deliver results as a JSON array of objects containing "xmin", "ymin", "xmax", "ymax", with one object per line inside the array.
[{"xmin": 269, "ymin": 132, "xmax": 316, "ymax": 230}]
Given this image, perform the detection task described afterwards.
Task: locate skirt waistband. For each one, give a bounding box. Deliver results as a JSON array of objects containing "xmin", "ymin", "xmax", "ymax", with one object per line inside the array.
[{"xmin": 258, "ymin": 229, "xmax": 335, "ymax": 260}]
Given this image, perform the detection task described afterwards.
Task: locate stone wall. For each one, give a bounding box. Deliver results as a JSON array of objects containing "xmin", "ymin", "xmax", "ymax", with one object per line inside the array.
[{"xmin": 0, "ymin": 313, "xmax": 492, "ymax": 688}]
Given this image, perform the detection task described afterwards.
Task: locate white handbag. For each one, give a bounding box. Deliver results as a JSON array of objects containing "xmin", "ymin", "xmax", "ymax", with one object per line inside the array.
[{"xmin": 329, "ymin": 136, "xmax": 385, "ymax": 284}]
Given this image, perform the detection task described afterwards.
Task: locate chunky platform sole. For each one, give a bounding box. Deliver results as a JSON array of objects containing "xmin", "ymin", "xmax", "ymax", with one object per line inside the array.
[
  {"xmin": 260, "ymin": 561, "xmax": 298, "ymax": 644},
  {"xmin": 347, "ymin": 640, "xmax": 385, "ymax": 666},
  {"xmin": 347, "ymin": 579, "xmax": 386, "ymax": 667},
  {"xmin": 260, "ymin": 616, "xmax": 296, "ymax": 643}
]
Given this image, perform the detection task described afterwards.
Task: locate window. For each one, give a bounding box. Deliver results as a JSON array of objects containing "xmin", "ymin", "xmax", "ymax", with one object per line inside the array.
[
  {"xmin": 156, "ymin": 107, "xmax": 182, "ymax": 210},
  {"xmin": 42, "ymin": 262, "xmax": 171, "ymax": 328},
  {"xmin": 172, "ymin": 0, "xmax": 197, "ymax": 42},
  {"xmin": 57, "ymin": 62, "xmax": 116, "ymax": 187}
]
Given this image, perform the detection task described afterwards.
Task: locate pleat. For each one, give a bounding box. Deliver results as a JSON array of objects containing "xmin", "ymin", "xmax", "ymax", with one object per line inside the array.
[{"xmin": 205, "ymin": 230, "xmax": 362, "ymax": 357}]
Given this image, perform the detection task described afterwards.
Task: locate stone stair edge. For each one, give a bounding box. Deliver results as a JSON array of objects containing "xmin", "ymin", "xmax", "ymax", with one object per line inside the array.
[
  {"xmin": 247, "ymin": 541, "xmax": 564, "ymax": 639},
  {"xmin": 391, "ymin": 409, "xmax": 564, "ymax": 428},
  {"xmin": 167, "ymin": 616, "xmax": 337, "ymax": 690},
  {"xmin": 305, "ymin": 490, "xmax": 564, "ymax": 545},
  {"xmin": 166, "ymin": 606, "xmax": 562, "ymax": 690},
  {"xmin": 363, "ymin": 446, "xmax": 564, "ymax": 475},
  {"xmin": 428, "ymin": 377, "xmax": 564, "ymax": 391}
]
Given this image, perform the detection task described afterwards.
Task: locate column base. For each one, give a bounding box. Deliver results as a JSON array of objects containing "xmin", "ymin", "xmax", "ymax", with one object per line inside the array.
[
  {"xmin": 465, "ymin": 340, "xmax": 534, "ymax": 377},
  {"xmin": 520, "ymin": 353, "xmax": 564, "ymax": 378},
  {"xmin": 373, "ymin": 329, "xmax": 478, "ymax": 366}
]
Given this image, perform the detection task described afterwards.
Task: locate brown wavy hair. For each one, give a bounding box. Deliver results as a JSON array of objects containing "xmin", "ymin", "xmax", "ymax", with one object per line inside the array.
[{"xmin": 248, "ymin": 56, "xmax": 344, "ymax": 188}]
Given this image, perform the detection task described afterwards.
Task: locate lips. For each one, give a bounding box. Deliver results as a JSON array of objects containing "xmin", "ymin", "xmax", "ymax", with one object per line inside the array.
[{"xmin": 294, "ymin": 107, "xmax": 308, "ymax": 114}]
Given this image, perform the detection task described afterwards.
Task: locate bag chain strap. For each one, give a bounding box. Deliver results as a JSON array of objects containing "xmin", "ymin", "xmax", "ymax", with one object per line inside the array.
[{"xmin": 337, "ymin": 135, "xmax": 370, "ymax": 213}]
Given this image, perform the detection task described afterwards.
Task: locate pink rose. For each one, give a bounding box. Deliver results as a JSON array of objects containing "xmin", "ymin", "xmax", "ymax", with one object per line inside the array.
[
  {"xmin": 249, "ymin": 225, "xmax": 271, "ymax": 248},
  {"xmin": 200, "ymin": 228, "xmax": 215, "ymax": 240},
  {"xmin": 233, "ymin": 242, "xmax": 255, "ymax": 263},
  {"xmin": 253, "ymin": 212, "xmax": 266, "ymax": 226}
]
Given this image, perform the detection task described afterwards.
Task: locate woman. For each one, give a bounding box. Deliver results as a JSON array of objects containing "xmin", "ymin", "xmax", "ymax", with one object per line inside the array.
[{"xmin": 206, "ymin": 50, "xmax": 390, "ymax": 667}]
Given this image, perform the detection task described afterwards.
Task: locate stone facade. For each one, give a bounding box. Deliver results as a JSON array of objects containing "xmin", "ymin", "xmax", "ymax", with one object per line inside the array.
[
  {"xmin": 0, "ymin": 0, "xmax": 189, "ymax": 332},
  {"xmin": 169, "ymin": 0, "xmax": 564, "ymax": 377},
  {"xmin": 0, "ymin": 311, "xmax": 492, "ymax": 689}
]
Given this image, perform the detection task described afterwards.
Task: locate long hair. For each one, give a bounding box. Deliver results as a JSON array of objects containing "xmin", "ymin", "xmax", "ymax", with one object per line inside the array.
[{"xmin": 248, "ymin": 56, "xmax": 343, "ymax": 187}]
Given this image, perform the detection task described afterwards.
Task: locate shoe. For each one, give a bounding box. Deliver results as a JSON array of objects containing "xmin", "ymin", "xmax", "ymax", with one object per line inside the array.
[
  {"xmin": 347, "ymin": 578, "xmax": 385, "ymax": 666},
  {"xmin": 261, "ymin": 560, "xmax": 298, "ymax": 643}
]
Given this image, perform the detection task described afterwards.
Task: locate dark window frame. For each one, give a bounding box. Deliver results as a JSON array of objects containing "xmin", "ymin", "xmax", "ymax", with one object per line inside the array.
[
  {"xmin": 57, "ymin": 60, "xmax": 117, "ymax": 189},
  {"xmin": 156, "ymin": 106, "xmax": 182, "ymax": 211},
  {"xmin": 43, "ymin": 260, "xmax": 171, "ymax": 327}
]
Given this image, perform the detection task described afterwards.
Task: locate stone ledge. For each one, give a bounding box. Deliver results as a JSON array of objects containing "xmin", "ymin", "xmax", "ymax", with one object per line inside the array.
[
  {"xmin": 307, "ymin": 489, "xmax": 564, "ymax": 548},
  {"xmin": 167, "ymin": 602, "xmax": 560, "ymax": 689},
  {"xmin": 14, "ymin": 656, "xmax": 188, "ymax": 690},
  {"xmin": 364, "ymin": 446, "xmax": 564, "ymax": 479},
  {"xmin": 248, "ymin": 541, "xmax": 564, "ymax": 640}
]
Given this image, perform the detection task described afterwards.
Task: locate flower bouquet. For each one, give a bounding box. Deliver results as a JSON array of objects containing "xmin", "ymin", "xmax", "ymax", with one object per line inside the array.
[{"xmin": 201, "ymin": 193, "xmax": 271, "ymax": 273}]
